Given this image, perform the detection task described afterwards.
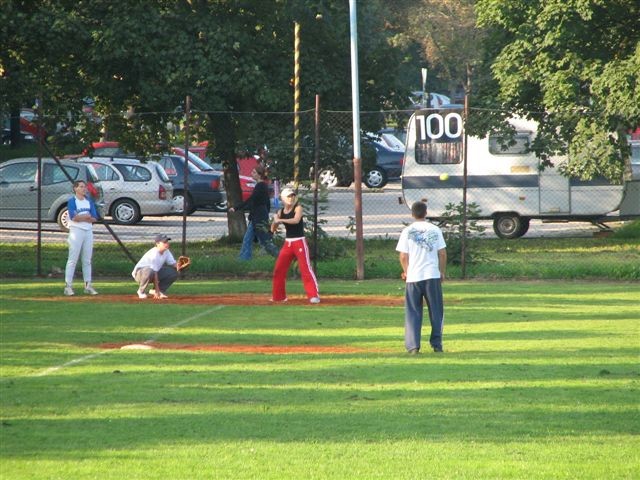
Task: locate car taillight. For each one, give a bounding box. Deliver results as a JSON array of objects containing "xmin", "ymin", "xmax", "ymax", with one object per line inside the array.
[
  {"xmin": 87, "ymin": 182, "xmax": 98, "ymax": 199},
  {"xmin": 159, "ymin": 184, "xmax": 167, "ymax": 199},
  {"xmin": 210, "ymin": 179, "xmax": 220, "ymax": 190},
  {"xmin": 400, "ymin": 157, "xmax": 404, "ymax": 166}
]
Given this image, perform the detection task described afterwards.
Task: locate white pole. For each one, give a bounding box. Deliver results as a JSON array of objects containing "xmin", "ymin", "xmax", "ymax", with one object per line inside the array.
[{"xmin": 349, "ymin": 0, "xmax": 364, "ymax": 279}]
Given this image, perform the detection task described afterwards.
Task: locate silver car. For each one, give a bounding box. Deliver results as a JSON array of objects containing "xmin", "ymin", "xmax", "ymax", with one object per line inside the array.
[
  {"xmin": 76, "ymin": 157, "xmax": 175, "ymax": 225},
  {"xmin": 0, "ymin": 157, "xmax": 104, "ymax": 231}
]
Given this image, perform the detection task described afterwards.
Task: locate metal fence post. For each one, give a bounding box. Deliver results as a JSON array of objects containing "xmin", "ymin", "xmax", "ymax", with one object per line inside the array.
[{"xmin": 181, "ymin": 95, "xmax": 191, "ymax": 257}]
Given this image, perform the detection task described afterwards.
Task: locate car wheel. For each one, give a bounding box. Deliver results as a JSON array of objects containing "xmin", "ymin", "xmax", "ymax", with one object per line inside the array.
[
  {"xmin": 363, "ymin": 168, "xmax": 387, "ymax": 188},
  {"xmin": 318, "ymin": 169, "xmax": 339, "ymax": 188},
  {"xmin": 173, "ymin": 191, "xmax": 196, "ymax": 215},
  {"xmin": 493, "ymin": 214, "xmax": 528, "ymax": 239},
  {"xmin": 213, "ymin": 200, "xmax": 228, "ymax": 212},
  {"xmin": 57, "ymin": 207, "xmax": 70, "ymax": 232},
  {"xmin": 111, "ymin": 199, "xmax": 141, "ymax": 225}
]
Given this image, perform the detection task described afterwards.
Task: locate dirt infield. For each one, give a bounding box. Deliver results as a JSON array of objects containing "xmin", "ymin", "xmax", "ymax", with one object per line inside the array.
[
  {"xmin": 58, "ymin": 294, "xmax": 402, "ymax": 355},
  {"xmin": 64, "ymin": 293, "xmax": 404, "ymax": 306}
]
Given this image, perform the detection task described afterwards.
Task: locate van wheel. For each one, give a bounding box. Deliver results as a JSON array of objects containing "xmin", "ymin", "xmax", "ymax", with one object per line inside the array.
[
  {"xmin": 364, "ymin": 168, "xmax": 387, "ymax": 188},
  {"xmin": 493, "ymin": 214, "xmax": 528, "ymax": 239},
  {"xmin": 111, "ymin": 199, "xmax": 141, "ymax": 225},
  {"xmin": 57, "ymin": 207, "xmax": 70, "ymax": 232}
]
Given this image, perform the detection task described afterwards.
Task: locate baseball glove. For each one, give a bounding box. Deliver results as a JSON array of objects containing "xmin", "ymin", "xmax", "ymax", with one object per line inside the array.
[{"xmin": 177, "ymin": 255, "xmax": 191, "ymax": 271}]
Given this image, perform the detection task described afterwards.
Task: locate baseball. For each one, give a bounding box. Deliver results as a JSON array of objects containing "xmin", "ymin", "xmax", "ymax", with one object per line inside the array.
[{"xmin": 439, "ymin": 173, "xmax": 449, "ymax": 181}]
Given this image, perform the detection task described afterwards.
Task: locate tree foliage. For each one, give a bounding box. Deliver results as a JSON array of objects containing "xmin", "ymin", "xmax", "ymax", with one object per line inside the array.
[
  {"xmin": 1, "ymin": 0, "xmax": 404, "ymax": 237},
  {"xmin": 474, "ymin": 0, "xmax": 640, "ymax": 181},
  {"xmin": 386, "ymin": 0, "xmax": 481, "ymax": 100}
]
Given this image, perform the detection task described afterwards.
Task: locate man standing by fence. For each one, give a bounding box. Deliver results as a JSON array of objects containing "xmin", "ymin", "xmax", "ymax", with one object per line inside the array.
[{"xmin": 396, "ymin": 201, "xmax": 447, "ymax": 354}]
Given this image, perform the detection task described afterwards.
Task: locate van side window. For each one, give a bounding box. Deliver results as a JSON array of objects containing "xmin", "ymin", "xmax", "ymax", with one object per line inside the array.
[{"xmin": 489, "ymin": 133, "xmax": 531, "ymax": 155}]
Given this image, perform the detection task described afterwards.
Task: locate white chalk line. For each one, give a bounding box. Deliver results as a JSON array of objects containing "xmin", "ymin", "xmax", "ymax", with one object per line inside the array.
[{"xmin": 33, "ymin": 306, "xmax": 224, "ymax": 377}]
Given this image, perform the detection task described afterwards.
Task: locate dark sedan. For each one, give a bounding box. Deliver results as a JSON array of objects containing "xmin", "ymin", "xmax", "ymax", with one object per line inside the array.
[
  {"xmin": 363, "ymin": 141, "xmax": 404, "ymax": 189},
  {"xmin": 157, "ymin": 155, "xmax": 226, "ymax": 214}
]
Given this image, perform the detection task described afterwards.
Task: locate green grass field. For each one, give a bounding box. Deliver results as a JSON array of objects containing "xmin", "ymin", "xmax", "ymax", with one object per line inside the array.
[{"xmin": 1, "ymin": 279, "xmax": 638, "ymax": 479}]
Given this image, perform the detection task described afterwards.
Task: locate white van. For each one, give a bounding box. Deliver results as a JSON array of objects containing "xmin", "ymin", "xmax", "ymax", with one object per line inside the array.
[{"xmin": 401, "ymin": 109, "xmax": 640, "ymax": 238}]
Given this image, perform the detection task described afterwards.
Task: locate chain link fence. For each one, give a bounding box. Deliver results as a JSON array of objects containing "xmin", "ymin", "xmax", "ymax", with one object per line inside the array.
[{"xmin": 1, "ymin": 105, "xmax": 636, "ymax": 278}]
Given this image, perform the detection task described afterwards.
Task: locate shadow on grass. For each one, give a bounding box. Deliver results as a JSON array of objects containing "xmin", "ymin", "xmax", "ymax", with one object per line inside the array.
[{"xmin": 2, "ymin": 376, "xmax": 637, "ymax": 458}]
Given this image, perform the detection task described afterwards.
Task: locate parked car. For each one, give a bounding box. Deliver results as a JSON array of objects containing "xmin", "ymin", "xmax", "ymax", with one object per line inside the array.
[
  {"xmin": 155, "ymin": 147, "xmax": 260, "ymax": 204},
  {"xmin": 156, "ymin": 155, "xmax": 226, "ymax": 214},
  {"xmin": 0, "ymin": 157, "xmax": 103, "ymax": 231},
  {"xmin": 87, "ymin": 141, "xmax": 253, "ymax": 207},
  {"xmin": 76, "ymin": 157, "xmax": 175, "ymax": 225},
  {"xmin": 362, "ymin": 140, "xmax": 404, "ymax": 188},
  {"xmin": 2, "ymin": 128, "xmax": 34, "ymax": 145},
  {"xmin": 315, "ymin": 134, "xmax": 404, "ymax": 189}
]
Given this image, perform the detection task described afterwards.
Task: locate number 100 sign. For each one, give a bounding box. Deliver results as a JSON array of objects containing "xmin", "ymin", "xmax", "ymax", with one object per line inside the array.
[{"xmin": 415, "ymin": 112, "xmax": 463, "ymax": 142}]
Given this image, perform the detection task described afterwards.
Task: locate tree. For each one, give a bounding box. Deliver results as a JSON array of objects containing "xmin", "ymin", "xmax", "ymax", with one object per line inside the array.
[
  {"xmin": 474, "ymin": 0, "xmax": 640, "ymax": 181},
  {"xmin": 1, "ymin": 0, "xmax": 405, "ymax": 238},
  {"xmin": 385, "ymin": 0, "xmax": 481, "ymax": 102}
]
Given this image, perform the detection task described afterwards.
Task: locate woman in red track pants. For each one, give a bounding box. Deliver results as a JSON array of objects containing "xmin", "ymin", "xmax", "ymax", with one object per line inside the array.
[{"xmin": 270, "ymin": 187, "xmax": 320, "ymax": 304}]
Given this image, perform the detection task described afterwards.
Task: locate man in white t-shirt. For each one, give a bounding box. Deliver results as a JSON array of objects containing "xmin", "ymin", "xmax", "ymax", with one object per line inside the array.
[
  {"xmin": 396, "ymin": 201, "xmax": 447, "ymax": 354},
  {"xmin": 132, "ymin": 234, "xmax": 181, "ymax": 299}
]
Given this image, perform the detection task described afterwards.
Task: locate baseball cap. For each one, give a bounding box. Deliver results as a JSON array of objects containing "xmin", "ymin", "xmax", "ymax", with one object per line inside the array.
[
  {"xmin": 154, "ymin": 234, "xmax": 171, "ymax": 243},
  {"xmin": 280, "ymin": 187, "xmax": 297, "ymax": 200}
]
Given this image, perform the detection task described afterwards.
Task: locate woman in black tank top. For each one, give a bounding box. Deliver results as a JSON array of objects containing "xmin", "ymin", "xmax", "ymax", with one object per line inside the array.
[
  {"xmin": 270, "ymin": 188, "xmax": 320, "ymax": 304},
  {"xmin": 278, "ymin": 201, "xmax": 305, "ymax": 238}
]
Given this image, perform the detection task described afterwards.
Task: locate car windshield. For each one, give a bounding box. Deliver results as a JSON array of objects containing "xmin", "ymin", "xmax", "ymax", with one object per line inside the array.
[
  {"xmin": 185, "ymin": 151, "xmax": 213, "ymax": 171},
  {"xmin": 154, "ymin": 163, "xmax": 171, "ymax": 182}
]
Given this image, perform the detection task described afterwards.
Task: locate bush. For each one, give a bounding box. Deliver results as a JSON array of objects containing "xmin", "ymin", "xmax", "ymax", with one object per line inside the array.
[
  {"xmin": 612, "ymin": 220, "xmax": 640, "ymax": 239},
  {"xmin": 439, "ymin": 202, "xmax": 486, "ymax": 265}
]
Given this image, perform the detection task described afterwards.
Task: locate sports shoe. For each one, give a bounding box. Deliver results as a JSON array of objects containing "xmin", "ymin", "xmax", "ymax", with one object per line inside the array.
[
  {"xmin": 148, "ymin": 289, "xmax": 156, "ymax": 295},
  {"xmin": 408, "ymin": 348, "xmax": 420, "ymax": 355},
  {"xmin": 269, "ymin": 298, "xmax": 288, "ymax": 303},
  {"xmin": 433, "ymin": 346, "xmax": 444, "ymax": 353},
  {"xmin": 157, "ymin": 292, "xmax": 168, "ymax": 299},
  {"xmin": 64, "ymin": 286, "xmax": 75, "ymax": 296},
  {"xmin": 84, "ymin": 285, "xmax": 98, "ymax": 295},
  {"xmin": 137, "ymin": 290, "xmax": 148, "ymax": 299},
  {"xmin": 309, "ymin": 297, "xmax": 321, "ymax": 304}
]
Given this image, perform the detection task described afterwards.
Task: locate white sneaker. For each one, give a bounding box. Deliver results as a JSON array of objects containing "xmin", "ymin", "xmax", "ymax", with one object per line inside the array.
[
  {"xmin": 149, "ymin": 289, "xmax": 156, "ymax": 295},
  {"xmin": 64, "ymin": 286, "xmax": 75, "ymax": 296},
  {"xmin": 310, "ymin": 297, "xmax": 321, "ymax": 304},
  {"xmin": 84, "ymin": 285, "xmax": 98, "ymax": 295},
  {"xmin": 158, "ymin": 292, "xmax": 168, "ymax": 299},
  {"xmin": 137, "ymin": 290, "xmax": 147, "ymax": 299}
]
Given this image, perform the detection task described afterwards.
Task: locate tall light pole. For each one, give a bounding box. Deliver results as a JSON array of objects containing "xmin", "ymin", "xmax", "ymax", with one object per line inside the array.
[
  {"xmin": 421, "ymin": 67, "xmax": 428, "ymax": 107},
  {"xmin": 349, "ymin": 0, "xmax": 365, "ymax": 280},
  {"xmin": 293, "ymin": 21, "xmax": 301, "ymax": 187}
]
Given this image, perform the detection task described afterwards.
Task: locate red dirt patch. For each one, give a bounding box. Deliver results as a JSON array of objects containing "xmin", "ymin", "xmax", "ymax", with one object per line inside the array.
[
  {"xmin": 60, "ymin": 293, "xmax": 404, "ymax": 306},
  {"xmin": 99, "ymin": 341, "xmax": 373, "ymax": 354}
]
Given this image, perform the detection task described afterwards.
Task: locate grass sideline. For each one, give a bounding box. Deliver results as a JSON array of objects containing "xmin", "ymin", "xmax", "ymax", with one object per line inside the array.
[
  {"xmin": 1, "ymin": 233, "xmax": 639, "ymax": 280},
  {"xmin": 1, "ymin": 279, "xmax": 639, "ymax": 479}
]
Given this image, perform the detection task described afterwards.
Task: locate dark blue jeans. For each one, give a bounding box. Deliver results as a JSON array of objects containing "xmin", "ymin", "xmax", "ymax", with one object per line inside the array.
[
  {"xmin": 404, "ymin": 279, "xmax": 444, "ymax": 351},
  {"xmin": 239, "ymin": 221, "xmax": 279, "ymax": 260}
]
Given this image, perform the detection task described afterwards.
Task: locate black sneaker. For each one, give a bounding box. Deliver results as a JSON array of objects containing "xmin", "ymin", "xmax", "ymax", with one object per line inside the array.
[{"xmin": 433, "ymin": 346, "xmax": 443, "ymax": 353}]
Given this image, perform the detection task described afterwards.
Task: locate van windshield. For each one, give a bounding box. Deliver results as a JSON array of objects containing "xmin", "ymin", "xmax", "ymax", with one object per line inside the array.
[{"xmin": 412, "ymin": 110, "xmax": 463, "ymax": 165}]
